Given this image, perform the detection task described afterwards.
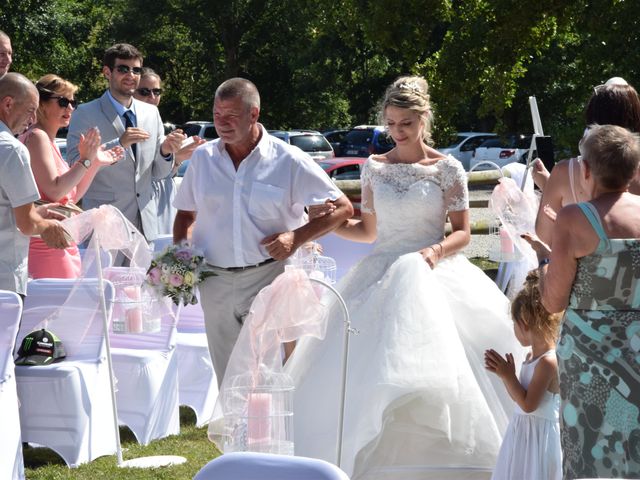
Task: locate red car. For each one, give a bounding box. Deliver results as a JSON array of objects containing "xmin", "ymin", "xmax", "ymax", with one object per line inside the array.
[
  {"xmin": 317, "ymin": 157, "xmax": 366, "ymax": 216},
  {"xmin": 317, "ymin": 157, "xmax": 366, "ymax": 180}
]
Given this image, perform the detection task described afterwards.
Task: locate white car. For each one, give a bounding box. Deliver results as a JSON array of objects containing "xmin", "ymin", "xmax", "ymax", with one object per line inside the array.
[
  {"xmin": 437, "ymin": 132, "xmax": 497, "ymax": 171},
  {"xmin": 469, "ymin": 135, "xmax": 533, "ymax": 171}
]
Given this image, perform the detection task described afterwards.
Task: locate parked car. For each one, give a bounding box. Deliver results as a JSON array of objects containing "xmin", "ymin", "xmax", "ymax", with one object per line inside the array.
[
  {"xmin": 322, "ymin": 129, "xmax": 349, "ymax": 156},
  {"xmin": 469, "ymin": 134, "xmax": 533, "ymax": 171},
  {"xmin": 341, "ymin": 125, "xmax": 394, "ymax": 157},
  {"xmin": 269, "ymin": 130, "xmax": 334, "ymax": 161},
  {"xmin": 317, "ymin": 157, "xmax": 366, "ymax": 181},
  {"xmin": 318, "ymin": 157, "xmax": 366, "ymax": 216},
  {"xmin": 437, "ymin": 132, "xmax": 497, "ymax": 171},
  {"xmin": 177, "ymin": 129, "xmax": 334, "ymax": 177},
  {"xmin": 179, "ymin": 121, "xmax": 218, "ymax": 140}
]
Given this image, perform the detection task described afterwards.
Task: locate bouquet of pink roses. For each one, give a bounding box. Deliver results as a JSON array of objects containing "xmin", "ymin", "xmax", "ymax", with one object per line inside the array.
[{"xmin": 146, "ymin": 243, "xmax": 216, "ymax": 306}]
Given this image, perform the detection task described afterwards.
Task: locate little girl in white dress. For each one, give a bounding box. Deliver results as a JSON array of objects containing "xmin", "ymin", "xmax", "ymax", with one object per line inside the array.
[{"xmin": 485, "ymin": 269, "xmax": 562, "ymax": 480}]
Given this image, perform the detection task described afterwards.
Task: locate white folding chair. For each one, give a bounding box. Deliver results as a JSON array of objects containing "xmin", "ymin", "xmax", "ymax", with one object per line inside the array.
[
  {"xmin": 104, "ymin": 266, "xmax": 180, "ymax": 445},
  {"xmin": 193, "ymin": 452, "xmax": 350, "ymax": 480},
  {"xmin": 318, "ymin": 233, "xmax": 375, "ymax": 282},
  {"xmin": 15, "ymin": 279, "xmax": 117, "ymax": 467},
  {"xmin": 175, "ymin": 301, "xmax": 218, "ymax": 427},
  {"xmin": 0, "ymin": 291, "xmax": 25, "ymax": 480}
]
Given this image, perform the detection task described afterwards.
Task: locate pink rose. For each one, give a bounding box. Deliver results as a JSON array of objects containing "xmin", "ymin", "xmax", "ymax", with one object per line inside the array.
[
  {"xmin": 175, "ymin": 250, "xmax": 192, "ymax": 262},
  {"xmin": 148, "ymin": 267, "xmax": 161, "ymax": 285},
  {"xmin": 169, "ymin": 273, "xmax": 184, "ymax": 287}
]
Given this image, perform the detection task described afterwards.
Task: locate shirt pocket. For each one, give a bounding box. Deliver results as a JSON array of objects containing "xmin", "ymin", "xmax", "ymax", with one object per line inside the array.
[{"xmin": 249, "ymin": 182, "xmax": 285, "ymax": 220}]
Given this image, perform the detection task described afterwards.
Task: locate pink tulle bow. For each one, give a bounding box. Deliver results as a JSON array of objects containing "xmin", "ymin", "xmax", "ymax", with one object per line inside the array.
[
  {"xmin": 208, "ymin": 267, "xmax": 330, "ymax": 450},
  {"xmin": 489, "ymin": 177, "xmax": 539, "ymax": 254},
  {"xmin": 62, "ymin": 204, "xmax": 151, "ymax": 270}
]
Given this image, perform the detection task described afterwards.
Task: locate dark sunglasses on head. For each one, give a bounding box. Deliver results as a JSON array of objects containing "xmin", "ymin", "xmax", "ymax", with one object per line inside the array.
[
  {"xmin": 136, "ymin": 87, "xmax": 163, "ymax": 97},
  {"xmin": 50, "ymin": 96, "xmax": 78, "ymax": 109},
  {"xmin": 113, "ymin": 64, "xmax": 143, "ymax": 75}
]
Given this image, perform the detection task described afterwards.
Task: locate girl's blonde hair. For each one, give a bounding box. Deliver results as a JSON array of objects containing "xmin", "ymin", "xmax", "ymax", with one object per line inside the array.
[
  {"xmin": 379, "ymin": 75, "xmax": 434, "ymax": 145},
  {"xmin": 35, "ymin": 74, "xmax": 78, "ymax": 121},
  {"xmin": 511, "ymin": 269, "xmax": 562, "ymax": 344}
]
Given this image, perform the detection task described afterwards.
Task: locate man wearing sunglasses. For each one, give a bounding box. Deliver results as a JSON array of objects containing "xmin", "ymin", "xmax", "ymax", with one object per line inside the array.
[{"xmin": 67, "ymin": 43, "xmax": 185, "ymax": 243}]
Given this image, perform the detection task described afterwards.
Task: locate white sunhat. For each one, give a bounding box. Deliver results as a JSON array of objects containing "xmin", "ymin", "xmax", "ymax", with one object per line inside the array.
[{"xmin": 604, "ymin": 76, "xmax": 628, "ymax": 86}]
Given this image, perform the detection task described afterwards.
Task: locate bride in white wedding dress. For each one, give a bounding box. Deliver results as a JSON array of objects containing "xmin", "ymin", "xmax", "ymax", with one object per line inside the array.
[{"xmin": 284, "ymin": 76, "xmax": 526, "ymax": 479}]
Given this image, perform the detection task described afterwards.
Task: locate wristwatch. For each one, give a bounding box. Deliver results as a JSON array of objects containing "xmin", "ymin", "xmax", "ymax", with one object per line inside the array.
[{"xmin": 79, "ymin": 158, "xmax": 92, "ymax": 169}]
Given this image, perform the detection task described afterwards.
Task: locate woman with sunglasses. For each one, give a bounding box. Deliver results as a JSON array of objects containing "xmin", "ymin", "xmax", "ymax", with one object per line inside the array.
[
  {"xmin": 134, "ymin": 68, "xmax": 203, "ymax": 235},
  {"xmin": 20, "ymin": 74, "xmax": 123, "ymax": 278},
  {"xmin": 534, "ymin": 77, "xmax": 640, "ymax": 245}
]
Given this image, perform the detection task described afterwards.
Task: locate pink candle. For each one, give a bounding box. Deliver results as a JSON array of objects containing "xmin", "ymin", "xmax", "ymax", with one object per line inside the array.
[
  {"xmin": 126, "ymin": 307, "xmax": 143, "ymax": 333},
  {"xmin": 123, "ymin": 285, "xmax": 143, "ymax": 333},
  {"xmin": 500, "ymin": 228, "xmax": 514, "ymax": 254},
  {"xmin": 247, "ymin": 392, "xmax": 272, "ymax": 445},
  {"xmin": 123, "ymin": 285, "xmax": 141, "ymax": 301}
]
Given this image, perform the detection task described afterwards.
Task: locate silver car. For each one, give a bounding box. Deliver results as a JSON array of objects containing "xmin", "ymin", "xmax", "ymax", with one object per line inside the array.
[
  {"xmin": 269, "ymin": 130, "xmax": 334, "ymax": 161},
  {"xmin": 437, "ymin": 132, "xmax": 497, "ymax": 171}
]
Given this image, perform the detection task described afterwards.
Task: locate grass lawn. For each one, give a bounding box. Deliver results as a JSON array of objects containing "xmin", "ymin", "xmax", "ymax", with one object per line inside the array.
[
  {"xmin": 469, "ymin": 256, "xmax": 499, "ymax": 281},
  {"xmin": 24, "ymin": 408, "xmax": 221, "ymax": 479},
  {"xmin": 23, "ymin": 257, "xmax": 499, "ymax": 479}
]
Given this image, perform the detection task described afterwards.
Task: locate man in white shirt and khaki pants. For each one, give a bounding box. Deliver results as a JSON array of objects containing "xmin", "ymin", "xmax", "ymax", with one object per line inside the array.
[{"xmin": 173, "ymin": 78, "xmax": 353, "ymax": 385}]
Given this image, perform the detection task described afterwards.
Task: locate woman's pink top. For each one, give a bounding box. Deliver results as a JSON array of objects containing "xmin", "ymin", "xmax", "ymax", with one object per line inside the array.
[{"xmin": 20, "ymin": 128, "xmax": 81, "ymax": 279}]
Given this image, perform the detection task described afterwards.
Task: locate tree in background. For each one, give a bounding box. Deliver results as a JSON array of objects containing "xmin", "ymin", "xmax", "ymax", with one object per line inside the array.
[{"xmin": 2, "ymin": 0, "xmax": 638, "ymax": 156}]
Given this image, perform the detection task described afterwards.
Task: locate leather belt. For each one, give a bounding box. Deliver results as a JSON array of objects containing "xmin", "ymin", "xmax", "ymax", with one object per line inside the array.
[{"xmin": 208, "ymin": 257, "xmax": 276, "ymax": 272}]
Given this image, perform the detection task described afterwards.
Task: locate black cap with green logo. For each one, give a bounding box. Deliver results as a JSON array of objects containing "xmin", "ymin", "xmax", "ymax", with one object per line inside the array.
[{"xmin": 15, "ymin": 328, "xmax": 66, "ymax": 366}]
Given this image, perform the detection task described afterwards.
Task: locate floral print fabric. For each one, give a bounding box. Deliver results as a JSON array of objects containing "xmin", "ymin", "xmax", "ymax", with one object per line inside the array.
[{"xmin": 559, "ymin": 202, "xmax": 640, "ymax": 479}]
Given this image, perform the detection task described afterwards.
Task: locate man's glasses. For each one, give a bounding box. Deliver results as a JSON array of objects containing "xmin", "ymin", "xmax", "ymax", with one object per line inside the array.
[
  {"xmin": 136, "ymin": 87, "xmax": 163, "ymax": 97},
  {"xmin": 113, "ymin": 65, "xmax": 143, "ymax": 75},
  {"xmin": 49, "ymin": 96, "xmax": 78, "ymax": 109}
]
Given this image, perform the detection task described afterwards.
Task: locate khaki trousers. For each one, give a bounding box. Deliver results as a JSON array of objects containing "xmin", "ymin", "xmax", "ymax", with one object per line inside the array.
[{"xmin": 198, "ymin": 260, "xmax": 285, "ymax": 386}]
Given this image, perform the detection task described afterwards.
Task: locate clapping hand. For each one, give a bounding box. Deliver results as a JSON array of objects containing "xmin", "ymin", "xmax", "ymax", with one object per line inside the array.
[
  {"xmin": 77, "ymin": 127, "xmax": 101, "ymax": 162},
  {"xmin": 176, "ymin": 135, "xmax": 205, "ymax": 163},
  {"xmin": 542, "ymin": 204, "xmax": 557, "ymax": 222},
  {"xmin": 97, "ymin": 144, "xmax": 125, "ymax": 166},
  {"xmin": 161, "ymin": 129, "xmax": 187, "ymax": 156},
  {"xmin": 531, "ymin": 158, "xmax": 550, "ymax": 190},
  {"xmin": 484, "ymin": 349, "xmax": 516, "ymax": 379},
  {"xmin": 120, "ymin": 127, "xmax": 150, "ymax": 149},
  {"xmin": 520, "ymin": 232, "xmax": 552, "ymax": 261}
]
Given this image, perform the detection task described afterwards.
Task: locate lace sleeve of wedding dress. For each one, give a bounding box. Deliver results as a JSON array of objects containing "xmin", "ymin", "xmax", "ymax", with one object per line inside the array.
[
  {"xmin": 441, "ymin": 156, "xmax": 469, "ymax": 212},
  {"xmin": 360, "ymin": 159, "xmax": 375, "ymax": 215}
]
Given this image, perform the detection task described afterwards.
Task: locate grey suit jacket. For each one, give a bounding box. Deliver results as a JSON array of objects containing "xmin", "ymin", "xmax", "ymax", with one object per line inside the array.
[{"xmin": 67, "ymin": 91, "xmax": 173, "ymax": 240}]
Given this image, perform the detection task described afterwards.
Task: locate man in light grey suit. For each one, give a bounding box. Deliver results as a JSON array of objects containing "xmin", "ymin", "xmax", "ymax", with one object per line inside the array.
[{"xmin": 67, "ymin": 43, "xmax": 184, "ymax": 241}]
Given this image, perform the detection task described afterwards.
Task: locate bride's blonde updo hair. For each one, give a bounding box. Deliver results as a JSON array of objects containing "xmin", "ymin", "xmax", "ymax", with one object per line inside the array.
[{"xmin": 379, "ymin": 75, "xmax": 433, "ymax": 145}]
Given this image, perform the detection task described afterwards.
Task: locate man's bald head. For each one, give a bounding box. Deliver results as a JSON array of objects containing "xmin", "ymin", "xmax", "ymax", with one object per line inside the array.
[{"xmin": 0, "ymin": 73, "xmax": 39, "ymax": 134}]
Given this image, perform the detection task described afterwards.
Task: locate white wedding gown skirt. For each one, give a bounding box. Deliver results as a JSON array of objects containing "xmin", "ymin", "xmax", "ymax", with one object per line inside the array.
[
  {"xmin": 285, "ymin": 158, "xmax": 525, "ymax": 479},
  {"xmin": 286, "ymin": 252, "xmax": 521, "ymax": 479}
]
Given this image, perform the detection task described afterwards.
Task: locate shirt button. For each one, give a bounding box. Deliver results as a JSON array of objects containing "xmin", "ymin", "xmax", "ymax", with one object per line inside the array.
[{"xmin": 136, "ymin": 193, "xmax": 140, "ymax": 197}]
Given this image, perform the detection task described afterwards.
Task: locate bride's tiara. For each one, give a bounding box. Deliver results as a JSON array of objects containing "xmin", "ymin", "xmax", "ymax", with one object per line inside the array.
[{"xmin": 397, "ymin": 81, "xmax": 426, "ymax": 97}]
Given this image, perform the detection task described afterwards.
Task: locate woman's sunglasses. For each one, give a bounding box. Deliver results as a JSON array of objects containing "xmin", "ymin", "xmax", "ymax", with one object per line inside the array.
[
  {"xmin": 136, "ymin": 87, "xmax": 163, "ymax": 97},
  {"xmin": 49, "ymin": 96, "xmax": 78, "ymax": 109}
]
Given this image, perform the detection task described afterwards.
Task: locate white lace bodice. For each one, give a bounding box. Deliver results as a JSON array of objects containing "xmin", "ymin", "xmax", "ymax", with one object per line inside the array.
[{"xmin": 361, "ymin": 155, "xmax": 468, "ymax": 254}]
